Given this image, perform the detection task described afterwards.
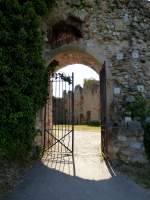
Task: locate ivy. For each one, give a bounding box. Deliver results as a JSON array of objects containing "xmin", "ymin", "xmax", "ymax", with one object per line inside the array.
[
  {"xmin": 0, "ymin": 0, "xmax": 55, "ymax": 160},
  {"xmin": 124, "ymin": 93, "xmax": 150, "ymax": 161},
  {"xmin": 144, "ymin": 123, "xmax": 150, "ymax": 161},
  {"xmin": 124, "ymin": 93, "xmax": 150, "ymax": 125}
]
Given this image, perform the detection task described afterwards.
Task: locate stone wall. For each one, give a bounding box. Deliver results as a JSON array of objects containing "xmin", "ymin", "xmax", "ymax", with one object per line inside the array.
[
  {"xmin": 108, "ymin": 121, "xmax": 146, "ymax": 163},
  {"xmin": 40, "ymin": 0, "xmax": 150, "ymax": 163},
  {"xmin": 74, "ymin": 80, "xmax": 100, "ymax": 124},
  {"xmin": 74, "ymin": 85, "xmax": 84, "ymax": 123},
  {"xmin": 83, "ymin": 80, "xmax": 100, "ymax": 123}
]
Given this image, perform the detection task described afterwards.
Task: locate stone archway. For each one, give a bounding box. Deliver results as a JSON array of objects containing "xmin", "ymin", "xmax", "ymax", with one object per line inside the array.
[
  {"xmin": 45, "ymin": 42, "xmax": 114, "ymax": 120},
  {"xmin": 37, "ymin": 47, "xmax": 114, "ymax": 158},
  {"xmin": 37, "ymin": 0, "xmax": 150, "ymax": 163},
  {"xmin": 37, "ymin": 42, "xmax": 146, "ymax": 164}
]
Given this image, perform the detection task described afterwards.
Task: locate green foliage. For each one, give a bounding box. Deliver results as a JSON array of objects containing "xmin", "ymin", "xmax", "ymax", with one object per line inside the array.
[
  {"xmin": 83, "ymin": 78, "xmax": 96, "ymax": 87},
  {"xmin": 0, "ymin": 0, "xmax": 55, "ymax": 160},
  {"xmin": 124, "ymin": 93, "xmax": 150, "ymax": 125},
  {"xmin": 144, "ymin": 123, "xmax": 150, "ymax": 161},
  {"xmin": 87, "ymin": 121, "xmax": 100, "ymax": 127},
  {"xmin": 124, "ymin": 93, "xmax": 150, "ymax": 161},
  {"xmin": 70, "ymin": 0, "xmax": 86, "ymax": 10}
]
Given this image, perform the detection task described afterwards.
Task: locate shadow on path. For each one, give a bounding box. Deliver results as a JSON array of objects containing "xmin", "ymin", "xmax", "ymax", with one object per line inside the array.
[
  {"xmin": 2, "ymin": 161, "xmax": 150, "ymax": 200},
  {"xmin": 42, "ymin": 149, "xmax": 76, "ymax": 176}
]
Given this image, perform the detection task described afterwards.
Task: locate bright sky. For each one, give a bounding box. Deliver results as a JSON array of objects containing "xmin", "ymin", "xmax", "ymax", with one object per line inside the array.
[
  {"xmin": 53, "ymin": 64, "xmax": 99, "ymax": 97},
  {"xmin": 57, "ymin": 64, "xmax": 99, "ymax": 87}
]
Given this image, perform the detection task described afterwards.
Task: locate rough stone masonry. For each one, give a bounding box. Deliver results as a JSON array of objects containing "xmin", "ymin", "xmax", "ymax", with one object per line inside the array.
[{"xmin": 37, "ymin": 0, "xmax": 150, "ymax": 163}]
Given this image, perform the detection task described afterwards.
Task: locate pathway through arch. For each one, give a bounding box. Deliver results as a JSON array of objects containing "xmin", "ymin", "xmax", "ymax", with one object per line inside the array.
[
  {"xmin": 43, "ymin": 130, "xmax": 111, "ymax": 180},
  {"xmin": 3, "ymin": 131, "xmax": 150, "ymax": 200}
]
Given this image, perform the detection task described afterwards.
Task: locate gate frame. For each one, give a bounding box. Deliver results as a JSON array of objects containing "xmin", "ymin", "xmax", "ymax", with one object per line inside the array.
[
  {"xmin": 100, "ymin": 61, "xmax": 108, "ymax": 158},
  {"xmin": 43, "ymin": 72, "xmax": 75, "ymax": 157}
]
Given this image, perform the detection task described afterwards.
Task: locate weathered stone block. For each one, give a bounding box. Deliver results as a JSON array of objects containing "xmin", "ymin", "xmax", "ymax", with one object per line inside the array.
[
  {"xmin": 132, "ymin": 49, "xmax": 140, "ymax": 59},
  {"xmin": 118, "ymin": 135, "xmax": 127, "ymax": 142},
  {"xmin": 73, "ymin": 9, "xmax": 88, "ymax": 21},
  {"xmin": 114, "ymin": 19, "xmax": 126, "ymax": 31},
  {"xmin": 129, "ymin": 142, "xmax": 142, "ymax": 150}
]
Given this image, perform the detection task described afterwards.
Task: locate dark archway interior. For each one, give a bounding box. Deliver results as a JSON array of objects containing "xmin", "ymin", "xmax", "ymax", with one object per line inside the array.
[{"xmin": 48, "ymin": 19, "xmax": 83, "ymax": 48}]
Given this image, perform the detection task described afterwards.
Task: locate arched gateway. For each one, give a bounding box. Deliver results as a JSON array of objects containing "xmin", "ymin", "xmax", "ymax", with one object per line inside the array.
[{"xmin": 36, "ymin": 0, "xmax": 150, "ymax": 163}]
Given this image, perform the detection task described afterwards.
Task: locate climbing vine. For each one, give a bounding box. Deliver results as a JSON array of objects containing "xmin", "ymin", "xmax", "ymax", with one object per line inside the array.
[
  {"xmin": 0, "ymin": 0, "xmax": 55, "ymax": 160},
  {"xmin": 124, "ymin": 93, "xmax": 150, "ymax": 161}
]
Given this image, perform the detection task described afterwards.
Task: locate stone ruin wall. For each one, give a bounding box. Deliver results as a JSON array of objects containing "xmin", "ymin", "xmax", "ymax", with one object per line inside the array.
[
  {"xmin": 74, "ymin": 80, "xmax": 100, "ymax": 124},
  {"xmin": 40, "ymin": 0, "xmax": 150, "ymax": 163}
]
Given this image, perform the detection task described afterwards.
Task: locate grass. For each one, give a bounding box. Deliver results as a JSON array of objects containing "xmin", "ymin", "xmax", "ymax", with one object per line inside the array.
[
  {"xmin": 112, "ymin": 160, "xmax": 150, "ymax": 189},
  {"xmin": 54, "ymin": 124, "xmax": 101, "ymax": 132},
  {"xmin": 74, "ymin": 125, "xmax": 100, "ymax": 132}
]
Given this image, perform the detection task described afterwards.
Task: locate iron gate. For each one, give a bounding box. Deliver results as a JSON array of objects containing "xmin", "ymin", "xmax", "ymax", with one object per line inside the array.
[
  {"xmin": 100, "ymin": 62, "xmax": 108, "ymax": 158},
  {"xmin": 44, "ymin": 72, "xmax": 74, "ymax": 159}
]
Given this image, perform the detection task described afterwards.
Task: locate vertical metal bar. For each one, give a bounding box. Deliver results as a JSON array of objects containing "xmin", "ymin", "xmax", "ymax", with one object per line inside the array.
[
  {"xmin": 51, "ymin": 77, "xmax": 54, "ymax": 154},
  {"xmin": 48, "ymin": 79, "xmax": 50, "ymax": 145},
  {"xmin": 104, "ymin": 62, "xmax": 108, "ymax": 156},
  {"xmin": 72, "ymin": 73, "xmax": 74, "ymax": 155},
  {"xmin": 71, "ymin": 73, "xmax": 76, "ymax": 176},
  {"xmin": 62, "ymin": 77, "xmax": 63, "ymax": 129},
  {"xmin": 54, "ymin": 75, "xmax": 57, "ymax": 155},
  {"xmin": 68, "ymin": 78, "xmax": 71, "ymax": 149},
  {"xmin": 61, "ymin": 76, "xmax": 63, "ymax": 156},
  {"xmin": 101, "ymin": 64, "xmax": 104, "ymax": 155},
  {"xmin": 100, "ymin": 61, "xmax": 108, "ymax": 157},
  {"xmin": 58, "ymin": 74, "xmax": 60, "ymax": 153},
  {"xmin": 100, "ymin": 66, "xmax": 103, "ymax": 154},
  {"xmin": 68, "ymin": 79, "xmax": 70, "ymax": 131},
  {"xmin": 65, "ymin": 76, "xmax": 67, "ymax": 153},
  {"xmin": 44, "ymin": 103, "xmax": 47, "ymax": 149}
]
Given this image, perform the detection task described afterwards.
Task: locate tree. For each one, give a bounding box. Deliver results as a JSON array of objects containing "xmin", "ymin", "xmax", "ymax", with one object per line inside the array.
[
  {"xmin": 83, "ymin": 78, "xmax": 96, "ymax": 87},
  {"xmin": 0, "ymin": 0, "xmax": 55, "ymax": 160}
]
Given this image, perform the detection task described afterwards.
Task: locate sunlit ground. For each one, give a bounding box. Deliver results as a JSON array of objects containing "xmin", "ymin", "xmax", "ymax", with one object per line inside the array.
[{"xmin": 43, "ymin": 125, "xmax": 112, "ymax": 181}]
